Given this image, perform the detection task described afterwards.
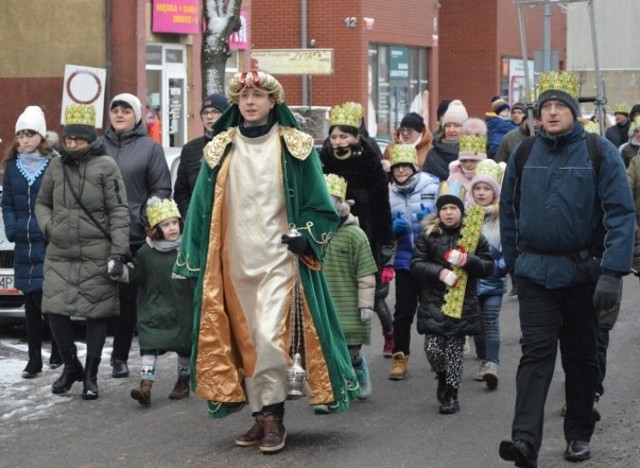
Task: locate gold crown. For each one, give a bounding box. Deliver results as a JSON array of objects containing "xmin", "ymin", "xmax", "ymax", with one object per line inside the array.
[
  {"xmin": 614, "ymin": 103, "xmax": 629, "ymax": 114},
  {"xmin": 537, "ymin": 71, "xmax": 579, "ymax": 99},
  {"xmin": 459, "ymin": 135, "xmax": 487, "ymax": 155},
  {"xmin": 64, "ymin": 104, "xmax": 96, "ymax": 126},
  {"xmin": 146, "ymin": 197, "xmax": 181, "ymax": 229},
  {"xmin": 389, "ymin": 144, "xmax": 418, "ymax": 168},
  {"xmin": 474, "ymin": 159, "xmax": 504, "ymax": 185},
  {"xmin": 330, "ymin": 102, "xmax": 363, "ymax": 128},
  {"xmin": 324, "ymin": 173, "xmax": 347, "ymax": 200}
]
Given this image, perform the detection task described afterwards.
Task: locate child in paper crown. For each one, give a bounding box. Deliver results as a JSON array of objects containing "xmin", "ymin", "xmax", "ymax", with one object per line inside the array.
[
  {"xmin": 468, "ymin": 159, "xmax": 508, "ymax": 390},
  {"xmin": 108, "ymin": 197, "xmax": 194, "ymax": 406},
  {"xmin": 316, "ymin": 174, "xmax": 378, "ymax": 413},
  {"xmin": 410, "ymin": 182, "xmax": 493, "ymax": 414},
  {"xmin": 447, "ymin": 131, "xmax": 488, "ymax": 205},
  {"xmin": 387, "ymin": 144, "xmax": 439, "ymax": 380}
]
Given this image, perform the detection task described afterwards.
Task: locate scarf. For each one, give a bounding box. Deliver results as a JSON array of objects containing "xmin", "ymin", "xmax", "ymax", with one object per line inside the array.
[
  {"xmin": 147, "ymin": 236, "xmax": 181, "ymax": 252},
  {"xmin": 17, "ymin": 152, "xmax": 49, "ymax": 186},
  {"xmin": 395, "ymin": 173, "xmax": 419, "ymax": 194}
]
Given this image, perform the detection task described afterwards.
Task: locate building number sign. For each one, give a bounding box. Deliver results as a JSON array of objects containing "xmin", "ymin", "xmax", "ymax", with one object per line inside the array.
[{"xmin": 344, "ymin": 17, "xmax": 357, "ymax": 28}]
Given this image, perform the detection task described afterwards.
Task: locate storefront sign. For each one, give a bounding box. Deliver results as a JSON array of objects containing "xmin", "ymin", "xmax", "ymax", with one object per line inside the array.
[
  {"xmin": 60, "ymin": 64, "xmax": 107, "ymax": 128},
  {"xmin": 152, "ymin": 0, "xmax": 199, "ymax": 35},
  {"xmin": 389, "ymin": 47, "xmax": 409, "ymax": 80},
  {"xmin": 250, "ymin": 49, "xmax": 334, "ymax": 75},
  {"xmin": 229, "ymin": 10, "xmax": 250, "ymax": 50}
]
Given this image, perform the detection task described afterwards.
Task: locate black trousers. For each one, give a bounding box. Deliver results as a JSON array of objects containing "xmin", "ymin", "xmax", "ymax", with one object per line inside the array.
[
  {"xmin": 512, "ymin": 278, "xmax": 598, "ymax": 453},
  {"xmin": 23, "ymin": 292, "xmax": 59, "ymax": 359},
  {"xmin": 392, "ymin": 269, "xmax": 420, "ymax": 355},
  {"xmin": 111, "ymin": 243, "xmax": 141, "ymax": 362},
  {"xmin": 48, "ymin": 314, "xmax": 109, "ymax": 358}
]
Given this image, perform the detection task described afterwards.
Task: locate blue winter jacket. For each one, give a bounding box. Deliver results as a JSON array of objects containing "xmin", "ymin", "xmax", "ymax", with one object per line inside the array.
[
  {"xmin": 500, "ymin": 123, "xmax": 636, "ymax": 289},
  {"xmin": 486, "ymin": 114, "xmax": 517, "ymax": 157},
  {"xmin": 1, "ymin": 158, "xmax": 49, "ymax": 293},
  {"xmin": 389, "ymin": 172, "xmax": 440, "ymax": 270},
  {"xmin": 476, "ymin": 214, "xmax": 507, "ymax": 297}
]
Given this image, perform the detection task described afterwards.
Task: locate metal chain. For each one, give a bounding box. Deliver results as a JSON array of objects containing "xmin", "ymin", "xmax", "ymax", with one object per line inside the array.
[{"xmin": 289, "ymin": 257, "xmax": 304, "ymax": 355}]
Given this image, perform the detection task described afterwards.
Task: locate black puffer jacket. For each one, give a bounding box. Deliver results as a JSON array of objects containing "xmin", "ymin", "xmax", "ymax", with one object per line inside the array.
[
  {"xmin": 173, "ymin": 134, "xmax": 211, "ymax": 217},
  {"xmin": 103, "ymin": 122, "xmax": 171, "ymax": 248},
  {"xmin": 411, "ymin": 215, "xmax": 494, "ymax": 336},
  {"xmin": 320, "ymin": 138, "xmax": 393, "ymax": 253},
  {"xmin": 422, "ymin": 140, "xmax": 459, "ymax": 181}
]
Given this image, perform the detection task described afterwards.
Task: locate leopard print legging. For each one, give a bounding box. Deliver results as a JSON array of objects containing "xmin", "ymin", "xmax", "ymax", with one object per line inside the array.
[{"xmin": 424, "ymin": 334, "xmax": 465, "ymax": 388}]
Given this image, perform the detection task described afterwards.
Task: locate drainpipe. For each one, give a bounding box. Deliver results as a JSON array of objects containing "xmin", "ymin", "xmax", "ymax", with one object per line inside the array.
[{"xmin": 301, "ymin": 0, "xmax": 308, "ymax": 106}]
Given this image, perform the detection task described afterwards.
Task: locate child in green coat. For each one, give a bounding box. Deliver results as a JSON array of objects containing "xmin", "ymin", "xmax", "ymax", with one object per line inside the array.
[{"xmin": 108, "ymin": 197, "xmax": 194, "ymax": 405}]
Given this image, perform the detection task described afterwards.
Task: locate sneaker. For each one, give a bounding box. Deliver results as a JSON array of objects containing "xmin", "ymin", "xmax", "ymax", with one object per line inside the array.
[
  {"xmin": 260, "ymin": 413, "xmax": 286, "ymax": 453},
  {"xmin": 382, "ymin": 332, "xmax": 394, "ymax": 358},
  {"xmin": 313, "ymin": 404, "xmax": 329, "ymax": 415},
  {"xmin": 354, "ymin": 356, "xmax": 372, "ymax": 400},
  {"xmin": 483, "ymin": 362, "xmax": 499, "ymax": 390},
  {"xmin": 236, "ymin": 414, "xmax": 264, "ymax": 447},
  {"xmin": 388, "ymin": 352, "xmax": 408, "ymax": 380},
  {"xmin": 473, "ymin": 361, "xmax": 487, "ymax": 382}
]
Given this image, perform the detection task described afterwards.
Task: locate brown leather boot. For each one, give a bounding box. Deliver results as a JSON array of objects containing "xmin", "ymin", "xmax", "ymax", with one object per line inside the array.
[
  {"xmin": 130, "ymin": 380, "xmax": 152, "ymax": 406},
  {"xmin": 235, "ymin": 414, "xmax": 264, "ymax": 447},
  {"xmin": 260, "ymin": 413, "xmax": 286, "ymax": 453},
  {"xmin": 168, "ymin": 378, "xmax": 190, "ymax": 400}
]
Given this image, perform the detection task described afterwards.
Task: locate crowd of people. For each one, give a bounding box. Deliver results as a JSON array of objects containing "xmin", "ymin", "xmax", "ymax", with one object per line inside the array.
[{"xmin": 2, "ymin": 70, "xmax": 639, "ymax": 464}]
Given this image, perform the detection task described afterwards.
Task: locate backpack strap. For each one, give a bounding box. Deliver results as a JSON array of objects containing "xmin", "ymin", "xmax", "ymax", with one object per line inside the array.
[
  {"xmin": 514, "ymin": 136, "xmax": 537, "ymax": 181},
  {"xmin": 585, "ymin": 132, "xmax": 603, "ymax": 177}
]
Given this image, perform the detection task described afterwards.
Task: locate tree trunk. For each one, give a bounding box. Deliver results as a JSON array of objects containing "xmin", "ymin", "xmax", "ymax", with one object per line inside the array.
[{"xmin": 201, "ymin": 0, "xmax": 242, "ymax": 96}]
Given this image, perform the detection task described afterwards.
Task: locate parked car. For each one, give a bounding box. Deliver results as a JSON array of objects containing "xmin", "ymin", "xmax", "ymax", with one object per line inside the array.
[{"xmin": 0, "ymin": 186, "xmax": 25, "ymax": 325}]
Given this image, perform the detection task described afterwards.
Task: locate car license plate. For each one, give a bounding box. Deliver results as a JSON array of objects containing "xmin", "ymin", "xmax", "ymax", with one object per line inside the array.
[{"xmin": 0, "ymin": 274, "xmax": 19, "ymax": 294}]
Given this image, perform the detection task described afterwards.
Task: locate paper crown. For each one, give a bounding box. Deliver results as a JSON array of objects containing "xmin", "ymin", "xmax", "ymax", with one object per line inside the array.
[
  {"xmin": 459, "ymin": 135, "xmax": 487, "ymax": 155},
  {"xmin": 324, "ymin": 173, "xmax": 347, "ymax": 200},
  {"xmin": 330, "ymin": 102, "xmax": 363, "ymax": 128},
  {"xmin": 146, "ymin": 197, "xmax": 181, "ymax": 229},
  {"xmin": 474, "ymin": 159, "xmax": 505, "ymax": 185},
  {"xmin": 389, "ymin": 144, "xmax": 418, "ymax": 168},
  {"xmin": 437, "ymin": 181, "xmax": 466, "ymax": 203},
  {"xmin": 579, "ymin": 117, "xmax": 601, "ymax": 135},
  {"xmin": 64, "ymin": 104, "xmax": 96, "ymax": 126},
  {"xmin": 614, "ymin": 103, "xmax": 629, "ymax": 114},
  {"xmin": 537, "ymin": 71, "xmax": 579, "ymax": 99}
]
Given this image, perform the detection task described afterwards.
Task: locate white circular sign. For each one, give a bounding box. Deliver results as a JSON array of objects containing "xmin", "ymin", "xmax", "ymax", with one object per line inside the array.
[{"xmin": 66, "ymin": 70, "xmax": 102, "ymax": 104}]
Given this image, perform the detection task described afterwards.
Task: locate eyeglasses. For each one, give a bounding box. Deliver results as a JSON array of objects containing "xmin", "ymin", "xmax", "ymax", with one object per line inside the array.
[
  {"xmin": 16, "ymin": 130, "xmax": 37, "ymax": 139},
  {"xmin": 64, "ymin": 136, "xmax": 88, "ymax": 145},
  {"xmin": 201, "ymin": 110, "xmax": 221, "ymax": 118}
]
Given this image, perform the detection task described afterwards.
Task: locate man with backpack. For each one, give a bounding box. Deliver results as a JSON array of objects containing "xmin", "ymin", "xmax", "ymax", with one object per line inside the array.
[{"xmin": 498, "ymin": 71, "xmax": 636, "ymax": 467}]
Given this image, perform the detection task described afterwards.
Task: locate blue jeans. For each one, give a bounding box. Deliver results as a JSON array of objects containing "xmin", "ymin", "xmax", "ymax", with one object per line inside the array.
[{"xmin": 473, "ymin": 294, "xmax": 503, "ymax": 364}]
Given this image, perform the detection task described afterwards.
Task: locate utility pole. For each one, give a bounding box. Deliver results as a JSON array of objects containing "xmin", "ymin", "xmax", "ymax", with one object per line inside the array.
[{"xmin": 543, "ymin": 1, "xmax": 552, "ymax": 72}]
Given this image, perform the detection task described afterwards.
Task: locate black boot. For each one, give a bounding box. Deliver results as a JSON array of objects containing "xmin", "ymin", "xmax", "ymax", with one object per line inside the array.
[
  {"xmin": 439, "ymin": 385, "xmax": 460, "ymax": 414},
  {"xmin": 49, "ymin": 339, "xmax": 63, "ymax": 369},
  {"xmin": 436, "ymin": 372, "xmax": 447, "ymax": 403},
  {"xmin": 83, "ymin": 355, "xmax": 101, "ymax": 400},
  {"xmin": 112, "ymin": 359, "xmax": 130, "ymax": 378},
  {"xmin": 22, "ymin": 348, "xmax": 43, "ymax": 379},
  {"xmin": 51, "ymin": 348, "xmax": 84, "ymax": 394}
]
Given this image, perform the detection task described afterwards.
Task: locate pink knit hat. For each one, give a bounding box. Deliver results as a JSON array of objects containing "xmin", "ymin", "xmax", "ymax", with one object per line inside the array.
[
  {"xmin": 441, "ymin": 100, "xmax": 468, "ymax": 126},
  {"xmin": 462, "ymin": 117, "xmax": 487, "ymax": 136}
]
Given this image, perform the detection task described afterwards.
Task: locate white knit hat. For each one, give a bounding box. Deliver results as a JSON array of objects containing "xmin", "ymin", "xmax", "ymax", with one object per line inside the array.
[
  {"xmin": 15, "ymin": 106, "xmax": 46, "ymax": 138},
  {"xmin": 442, "ymin": 100, "xmax": 468, "ymax": 126},
  {"xmin": 110, "ymin": 93, "xmax": 142, "ymax": 123}
]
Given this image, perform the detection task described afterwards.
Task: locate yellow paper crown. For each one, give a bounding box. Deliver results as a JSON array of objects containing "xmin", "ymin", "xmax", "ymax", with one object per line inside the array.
[
  {"xmin": 330, "ymin": 102, "xmax": 363, "ymax": 128},
  {"xmin": 579, "ymin": 118, "xmax": 601, "ymax": 135},
  {"xmin": 324, "ymin": 173, "xmax": 347, "ymax": 200},
  {"xmin": 146, "ymin": 197, "xmax": 181, "ymax": 228},
  {"xmin": 474, "ymin": 159, "xmax": 504, "ymax": 185},
  {"xmin": 459, "ymin": 135, "xmax": 487, "ymax": 155},
  {"xmin": 537, "ymin": 71, "xmax": 579, "ymax": 99},
  {"xmin": 614, "ymin": 103, "xmax": 629, "ymax": 114},
  {"xmin": 64, "ymin": 104, "xmax": 96, "ymax": 126},
  {"xmin": 632, "ymin": 116, "xmax": 640, "ymax": 132},
  {"xmin": 389, "ymin": 144, "xmax": 418, "ymax": 168}
]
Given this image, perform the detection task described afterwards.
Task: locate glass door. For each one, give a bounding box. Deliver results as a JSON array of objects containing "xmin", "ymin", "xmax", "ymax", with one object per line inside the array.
[{"xmin": 167, "ymin": 74, "xmax": 186, "ymax": 147}]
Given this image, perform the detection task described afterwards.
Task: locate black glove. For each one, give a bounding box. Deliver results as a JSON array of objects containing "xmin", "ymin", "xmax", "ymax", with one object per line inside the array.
[
  {"xmin": 378, "ymin": 244, "xmax": 395, "ymax": 266},
  {"xmin": 281, "ymin": 234, "xmax": 307, "ymax": 255},
  {"xmin": 108, "ymin": 256, "xmax": 125, "ymax": 279},
  {"xmin": 593, "ymin": 274, "xmax": 621, "ymax": 311}
]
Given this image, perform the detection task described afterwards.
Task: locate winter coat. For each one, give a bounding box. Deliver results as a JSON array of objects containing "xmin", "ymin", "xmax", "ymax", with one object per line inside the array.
[
  {"xmin": 422, "ymin": 140, "xmax": 459, "ymax": 182},
  {"xmin": 323, "ymin": 214, "xmax": 378, "ymax": 346},
  {"xmin": 486, "ymin": 113, "xmax": 517, "ymax": 158},
  {"xmin": 626, "ymin": 154, "xmax": 640, "ymax": 227},
  {"xmin": 389, "ymin": 172, "xmax": 439, "ymax": 270},
  {"xmin": 494, "ymin": 126, "xmax": 530, "ymax": 164},
  {"xmin": 1, "ymin": 157, "xmax": 50, "ymax": 293},
  {"xmin": 500, "ymin": 123, "xmax": 636, "ymax": 289},
  {"xmin": 127, "ymin": 242, "xmax": 194, "ymax": 355},
  {"xmin": 35, "ymin": 141, "xmax": 130, "ymax": 318},
  {"xmin": 383, "ymin": 128, "xmax": 434, "ymax": 168},
  {"xmin": 475, "ymin": 207, "xmax": 507, "ymax": 297},
  {"xmin": 173, "ymin": 134, "xmax": 211, "ymax": 217},
  {"xmin": 103, "ymin": 122, "xmax": 171, "ymax": 248},
  {"xmin": 621, "ymin": 140, "xmax": 640, "ymax": 168},
  {"xmin": 411, "ymin": 215, "xmax": 494, "ymax": 336},
  {"xmin": 605, "ymin": 121, "xmax": 630, "ymax": 148},
  {"xmin": 320, "ymin": 138, "xmax": 394, "ymax": 255}
]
